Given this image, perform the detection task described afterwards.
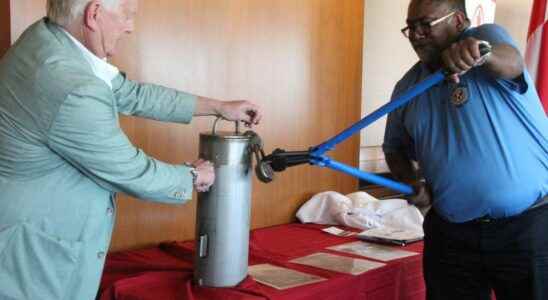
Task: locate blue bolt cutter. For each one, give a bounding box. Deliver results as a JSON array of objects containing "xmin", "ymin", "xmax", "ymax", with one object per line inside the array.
[{"xmin": 256, "ymin": 42, "xmax": 492, "ymax": 195}]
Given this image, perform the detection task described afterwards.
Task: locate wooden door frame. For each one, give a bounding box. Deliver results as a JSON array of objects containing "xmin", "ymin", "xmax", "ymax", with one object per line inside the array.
[{"xmin": 0, "ymin": 0, "xmax": 11, "ymax": 57}]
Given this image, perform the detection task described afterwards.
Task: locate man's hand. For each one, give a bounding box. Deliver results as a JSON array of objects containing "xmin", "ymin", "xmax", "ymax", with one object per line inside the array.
[
  {"xmin": 217, "ymin": 100, "xmax": 262, "ymax": 128},
  {"xmin": 385, "ymin": 152, "xmax": 430, "ymax": 207},
  {"xmin": 407, "ymin": 180, "xmax": 432, "ymax": 208},
  {"xmin": 195, "ymin": 98, "xmax": 263, "ymax": 127},
  {"xmin": 192, "ymin": 159, "xmax": 215, "ymax": 192},
  {"xmin": 442, "ymin": 37, "xmax": 488, "ymax": 83}
]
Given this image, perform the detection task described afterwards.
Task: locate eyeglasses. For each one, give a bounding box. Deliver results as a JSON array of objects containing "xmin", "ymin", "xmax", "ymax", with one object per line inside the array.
[{"xmin": 401, "ymin": 11, "xmax": 456, "ymax": 38}]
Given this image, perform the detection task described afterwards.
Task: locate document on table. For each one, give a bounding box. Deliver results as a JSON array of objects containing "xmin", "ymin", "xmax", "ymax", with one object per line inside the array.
[
  {"xmin": 322, "ymin": 226, "xmax": 357, "ymax": 237},
  {"xmin": 290, "ymin": 252, "xmax": 385, "ymax": 275},
  {"xmin": 327, "ymin": 241, "xmax": 419, "ymax": 261},
  {"xmin": 356, "ymin": 227, "xmax": 423, "ymax": 246},
  {"xmin": 248, "ymin": 264, "xmax": 326, "ymax": 290}
]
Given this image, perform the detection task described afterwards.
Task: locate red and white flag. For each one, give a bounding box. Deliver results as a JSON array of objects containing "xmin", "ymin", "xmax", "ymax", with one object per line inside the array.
[{"xmin": 525, "ymin": 0, "xmax": 548, "ymax": 114}]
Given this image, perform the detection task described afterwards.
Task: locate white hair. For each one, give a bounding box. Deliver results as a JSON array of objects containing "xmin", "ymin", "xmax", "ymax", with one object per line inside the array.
[{"xmin": 47, "ymin": 0, "xmax": 121, "ymax": 26}]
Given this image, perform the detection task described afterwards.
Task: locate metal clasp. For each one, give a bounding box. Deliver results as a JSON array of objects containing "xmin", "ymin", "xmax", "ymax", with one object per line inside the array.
[{"xmin": 244, "ymin": 131, "xmax": 274, "ymax": 183}]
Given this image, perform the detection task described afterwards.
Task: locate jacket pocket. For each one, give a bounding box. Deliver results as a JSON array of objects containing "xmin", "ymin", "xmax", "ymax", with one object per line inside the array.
[{"xmin": 0, "ymin": 222, "xmax": 83, "ymax": 300}]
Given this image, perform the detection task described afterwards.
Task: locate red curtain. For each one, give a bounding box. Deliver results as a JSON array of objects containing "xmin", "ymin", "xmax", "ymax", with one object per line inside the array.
[{"xmin": 525, "ymin": 0, "xmax": 548, "ymax": 114}]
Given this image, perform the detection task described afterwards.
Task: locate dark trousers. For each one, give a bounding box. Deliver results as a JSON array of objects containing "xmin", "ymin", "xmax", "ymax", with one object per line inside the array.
[{"xmin": 423, "ymin": 204, "xmax": 548, "ymax": 300}]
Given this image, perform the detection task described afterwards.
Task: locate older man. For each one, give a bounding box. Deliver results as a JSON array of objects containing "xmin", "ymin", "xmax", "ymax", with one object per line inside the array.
[
  {"xmin": 384, "ymin": 0, "xmax": 548, "ymax": 299},
  {"xmin": 0, "ymin": 0, "xmax": 262, "ymax": 299}
]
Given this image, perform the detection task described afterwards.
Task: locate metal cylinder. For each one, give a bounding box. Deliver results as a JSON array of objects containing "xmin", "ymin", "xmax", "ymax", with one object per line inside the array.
[{"xmin": 194, "ymin": 121, "xmax": 252, "ymax": 287}]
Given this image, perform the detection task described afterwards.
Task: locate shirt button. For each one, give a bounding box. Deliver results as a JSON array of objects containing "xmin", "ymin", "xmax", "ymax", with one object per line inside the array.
[
  {"xmin": 97, "ymin": 251, "xmax": 105, "ymax": 259},
  {"xmin": 106, "ymin": 207, "xmax": 114, "ymax": 215}
]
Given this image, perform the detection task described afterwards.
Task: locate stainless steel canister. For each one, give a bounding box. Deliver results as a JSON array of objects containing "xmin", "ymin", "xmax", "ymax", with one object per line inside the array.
[{"xmin": 194, "ymin": 119, "xmax": 253, "ymax": 287}]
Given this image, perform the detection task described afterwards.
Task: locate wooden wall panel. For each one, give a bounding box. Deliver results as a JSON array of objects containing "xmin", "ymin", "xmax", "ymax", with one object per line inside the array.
[
  {"xmin": 10, "ymin": 0, "xmax": 364, "ymax": 252},
  {"xmin": 9, "ymin": 0, "xmax": 44, "ymax": 42},
  {"xmin": 0, "ymin": 0, "xmax": 10, "ymax": 57}
]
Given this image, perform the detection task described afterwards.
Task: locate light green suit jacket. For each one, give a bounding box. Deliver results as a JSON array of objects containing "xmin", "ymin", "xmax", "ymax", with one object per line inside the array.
[{"xmin": 0, "ymin": 18, "xmax": 197, "ymax": 300}]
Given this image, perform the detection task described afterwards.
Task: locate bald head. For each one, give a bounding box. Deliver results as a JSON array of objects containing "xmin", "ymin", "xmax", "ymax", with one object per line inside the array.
[{"xmin": 406, "ymin": 0, "xmax": 470, "ymax": 68}]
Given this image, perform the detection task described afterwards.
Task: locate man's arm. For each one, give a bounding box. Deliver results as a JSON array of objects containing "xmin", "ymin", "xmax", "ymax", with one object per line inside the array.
[
  {"xmin": 194, "ymin": 96, "xmax": 262, "ymax": 127},
  {"xmin": 383, "ymin": 78, "xmax": 432, "ymax": 207},
  {"xmin": 443, "ymin": 37, "xmax": 524, "ymax": 82},
  {"xmin": 443, "ymin": 23, "xmax": 527, "ymax": 83},
  {"xmin": 385, "ymin": 151, "xmax": 420, "ymax": 183},
  {"xmin": 385, "ymin": 151, "xmax": 431, "ymax": 207},
  {"xmin": 48, "ymin": 83, "xmax": 195, "ymax": 203},
  {"xmin": 483, "ymin": 43, "xmax": 524, "ymax": 80},
  {"xmin": 111, "ymin": 73, "xmax": 197, "ymax": 123},
  {"xmin": 112, "ymin": 74, "xmax": 262, "ymax": 126}
]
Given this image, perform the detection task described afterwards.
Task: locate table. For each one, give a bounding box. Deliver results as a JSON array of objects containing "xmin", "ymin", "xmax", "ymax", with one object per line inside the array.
[{"xmin": 98, "ymin": 223, "xmax": 425, "ymax": 300}]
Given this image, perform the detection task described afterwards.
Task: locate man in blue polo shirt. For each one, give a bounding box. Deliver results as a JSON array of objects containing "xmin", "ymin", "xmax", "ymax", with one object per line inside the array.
[{"xmin": 383, "ymin": 0, "xmax": 548, "ymax": 299}]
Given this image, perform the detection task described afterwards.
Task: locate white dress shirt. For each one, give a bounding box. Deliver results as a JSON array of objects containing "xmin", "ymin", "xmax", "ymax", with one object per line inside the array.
[{"xmin": 61, "ymin": 29, "xmax": 119, "ymax": 89}]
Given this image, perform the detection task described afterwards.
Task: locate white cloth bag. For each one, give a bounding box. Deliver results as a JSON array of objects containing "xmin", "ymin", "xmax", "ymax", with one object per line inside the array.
[{"xmin": 296, "ymin": 191, "xmax": 424, "ymax": 233}]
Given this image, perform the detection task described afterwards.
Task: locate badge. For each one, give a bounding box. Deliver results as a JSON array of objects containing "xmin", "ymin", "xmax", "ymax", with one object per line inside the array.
[{"xmin": 451, "ymin": 85, "xmax": 469, "ymax": 107}]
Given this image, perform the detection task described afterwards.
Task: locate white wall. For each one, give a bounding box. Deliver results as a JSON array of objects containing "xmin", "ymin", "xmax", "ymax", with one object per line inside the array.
[
  {"xmin": 10, "ymin": 0, "xmax": 45, "ymax": 42},
  {"xmin": 360, "ymin": 0, "xmax": 534, "ymax": 150},
  {"xmin": 361, "ymin": 0, "xmax": 416, "ymax": 148},
  {"xmin": 495, "ymin": 0, "xmax": 534, "ymax": 54}
]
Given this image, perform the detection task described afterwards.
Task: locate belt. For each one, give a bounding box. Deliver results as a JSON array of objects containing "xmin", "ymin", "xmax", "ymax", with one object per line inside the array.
[
  {"xmin": 471, "ymin": 215, "xmax": 495, "ymax": 224},
  {"xmin": 469, "ymin": 195, "xmax": 548, "ymax": 224},
  {"xmin": 529, "ymin": 194, "xmax": 548, "ymax": 210}
]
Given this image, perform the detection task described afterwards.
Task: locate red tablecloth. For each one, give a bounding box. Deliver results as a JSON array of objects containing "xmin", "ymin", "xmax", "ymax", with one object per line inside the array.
[{"xmin": 98, "ymin": 223, "xmax": 425, "ymax": 300}]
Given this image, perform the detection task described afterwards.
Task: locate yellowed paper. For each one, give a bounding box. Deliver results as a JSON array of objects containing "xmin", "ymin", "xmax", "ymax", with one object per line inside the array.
[
  {"xmin": 328, "ymin": 241, "xmax": 419, "ymax": 261},
  {"xmin": 249, "ymin": 264, "xmax": 326, "ymax": 290},
  {"xmin": 290, "ymin": 252, "xmax": 385, "ymax": 275}
]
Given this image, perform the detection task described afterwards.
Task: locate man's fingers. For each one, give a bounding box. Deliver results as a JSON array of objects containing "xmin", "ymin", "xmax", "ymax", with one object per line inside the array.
[
  {"xmin": 450, "ymin": 46, "xmax": 473, "ymax": 72},
  {"xmin": 242, "ymin": 105, "xmax": 262, "ymax": 126},
  {"xmin": 249, "ymin": 107, "xmax": 262, "ymax": 125},
  {"xmin": 197, "ymin": 182, "xmax": 211, "ymax": 192},
  {"xmin": 469, "ymin": 40, "xmax": 482, "ymax": 60},
  {"xmin": 193, "ymin": 159, "xmax": 215, "ymax": 192},
  {"xmin": 443, "ymin": 39, "xmax": 486, "ymax": 79},
  {"xmin": 449, "ymin": 73, "xmax": 460, "ymax": 84},
  {"xmin": 460, "ymin": 46, "xmax": 477, "ymax": 67},
  {"xmin": 407, "ymin": 182, "xmax": 432, "ymax": 208},
  {"xmin": 218, "ymin": 101, "xmax": 262, "ymax": 127},
  {"xmin": 454, "ymin": 58, "xmax": 472, "ymax": 72},
  {"xmin": 195, "ymin": 160, "xmax": 213, "ymax": 169},
  {"xmin": 442, "ymin": 50, "xmax": 460, "ymax": 74}
]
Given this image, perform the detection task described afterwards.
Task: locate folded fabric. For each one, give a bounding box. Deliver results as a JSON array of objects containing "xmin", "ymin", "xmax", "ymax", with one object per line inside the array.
[{"xmin": 296, "ymin": 191, "xmax": 424, "ymax": 233}]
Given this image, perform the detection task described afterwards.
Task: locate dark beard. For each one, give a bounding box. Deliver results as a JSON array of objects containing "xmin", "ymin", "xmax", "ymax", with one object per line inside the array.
[{"xmin": 414, "ymin": 44, "xmax": 442, "ymax": 70}]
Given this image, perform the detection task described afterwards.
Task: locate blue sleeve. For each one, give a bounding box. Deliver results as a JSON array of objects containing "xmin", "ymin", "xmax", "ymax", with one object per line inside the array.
[
  {"xmin": 465, "ymin": 23, "xmax": 528, "ymax": 93},
  {"xmin": 464, "ymin": 23, "xmax": 519, "ymax": 50},
  {"xmin": 382, "ymin": 82, "xmax": 415, "ymax": 159}
]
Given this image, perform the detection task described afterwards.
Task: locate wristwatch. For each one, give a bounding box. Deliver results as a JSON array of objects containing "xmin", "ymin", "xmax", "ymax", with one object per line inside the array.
[
  {"xmin": 190, "ymin": 168, "xmax": 198, "ymax": 184},
  {"xmin": 184, "ymin": 163, "xmax": 199, "ymax": 184}
]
